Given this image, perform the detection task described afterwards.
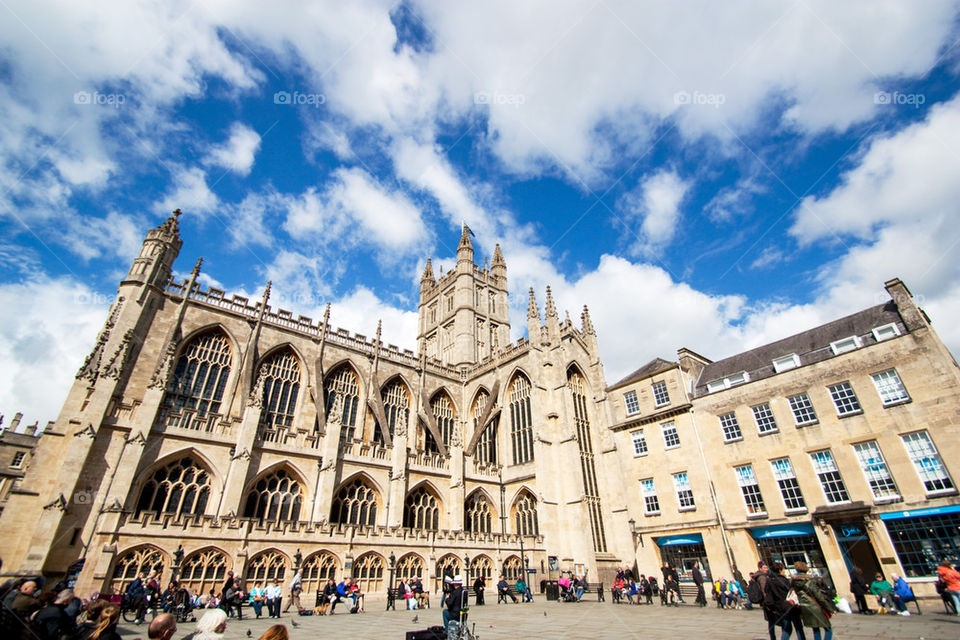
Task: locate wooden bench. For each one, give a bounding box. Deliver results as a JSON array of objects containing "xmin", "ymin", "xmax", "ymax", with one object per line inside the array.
[
  {"xmin": 497, "ymin": 585, "xmax": 519, "ymax": 603},
  {"xmin": 386, "ymin": 588, "xmax": 428, "ymax": 610},
  {"xmin": 872, "ymin": 593, "xmax": 921, "ymax": 615},
  {"xmin": 562, "ymin": 582, "xmax": 604, "ymax": 602}
]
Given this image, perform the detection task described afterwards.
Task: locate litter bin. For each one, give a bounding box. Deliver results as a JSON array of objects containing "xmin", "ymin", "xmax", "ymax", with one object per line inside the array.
[{"xmin": 543, "ymin": 580, "xmax": 559, "ymax": 601}]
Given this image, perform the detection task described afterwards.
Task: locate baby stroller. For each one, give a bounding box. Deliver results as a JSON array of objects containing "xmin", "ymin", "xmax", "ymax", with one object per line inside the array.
[
  {"xmin": 557, "ymin": 578, "xmax": 577, "ymax": 602},
  {"xmin": 173, "ymin": 588, "xmax": 195, "ymax": 623}
]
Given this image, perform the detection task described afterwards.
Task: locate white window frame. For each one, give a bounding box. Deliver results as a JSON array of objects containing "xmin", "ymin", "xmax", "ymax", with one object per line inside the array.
[
  {"xmin": 852, "ymin": 440, "xmax": 900, "ymax": 503},
  {"xmin": 641, "ymin": 478, "xmax": 660, "ymax": 515},
  {"xmin": 652, "ymin": 381, "xmax": 670, "ymax": 407},
  {"xmin": 624, "ymin": 390, "xmax": 640, "ymax": 416},
  {"xmin": 872, "ymin": 323, "xmax": 900, "ymax": 342},
  {"xmin": 719, "ymin": 412, "xmax": 742, "ymax": 442},
  {"xmin": 809, "ymin": 449, "xmax": 850, "ymax": 504},
  {"xmin": 772, "ymin": 353, "xmax": 800, "ymax": 373},
  {"xmin": 705, "ymin": 371, "xmax": 750, "ymax": 394},
  {"xmin": 672, "ymin": 472, "xmax": 696, "ymax": 511},
  {"xmin": 787, "ymin": 393, "xmax": 818, "ymax": 426},
  {"xmin": 830, "ymin": 335, "xmax": 861, "ymax": 355},
  {"xmin": 770, "ymin": 458, "xmax": 806, "ymax": 513},
  {"xmin": 10, "ymin": 451, "xmax": 25, "ymax": 469},
  {"xmin": 752, "ymin": 403, "xmax": 779, "ymax": 435},
  {"xmin": 871, "ymin": 369, "xmax": 910, "ymax": 406},
  {"xmin": 901, "ymin": 430, "xmax": 956, "ymax": 496},
  {"xmin": 661, "ymin": 421, "xmax": 681, "ymax": 450},
  {"xmin": 828, "ymin": 381, "xmax": 862, "ymax": 417},
  {"xmin": 631, "ymin": 429, "xmax": 648, "ymax": 457},
  {"xmin": 735, "ymin": 464, "xmax": 767, "ymax": 517}
]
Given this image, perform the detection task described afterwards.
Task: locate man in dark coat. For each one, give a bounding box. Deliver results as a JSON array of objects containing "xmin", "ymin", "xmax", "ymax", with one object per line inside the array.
[
  {"xmin": 764, "ymin": 562, "xmax": 804, "ymax": 639},
  {"xmin": 692, "ymin": 562, "xmax": 707, "ymax": 606},
  {"xmin": 33, "ymin": 589, "xmax": 76, "ymax": 640}
]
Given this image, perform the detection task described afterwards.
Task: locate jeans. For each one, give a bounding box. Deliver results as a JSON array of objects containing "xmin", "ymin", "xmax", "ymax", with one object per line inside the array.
[
  {"xmin": 251, "ymin": 600, "xmax": 263, "ymax": 617},
  {"xmin": 575, "ymin": 587, "xmax": 584, "ymax": 600},
  {"xmin": 948, "ymin": 590, "xmax": 960, "ymax": 616},
  {"xmin": 780, "ymin": 609, "xmax": 806, "ymax": 640},
  {"xmin": 812, "ymin": 629, "xmax": 832, "ymax": 640}
]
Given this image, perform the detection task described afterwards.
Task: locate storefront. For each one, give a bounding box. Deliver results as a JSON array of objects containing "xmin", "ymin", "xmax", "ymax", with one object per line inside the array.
[
  {"xmin": 654, "ymin": 533, "xmax": 711, "ymax": 581},
  {"xmin": 750, "ymin": 523, "xmax": 832, "ymax": 586},
  {"xmin": 879, "ymin": 504, "xmax": 960, "ymax": 577}
]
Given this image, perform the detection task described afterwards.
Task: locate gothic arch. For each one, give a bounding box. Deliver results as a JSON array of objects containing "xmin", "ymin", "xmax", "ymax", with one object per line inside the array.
[
  {"xmin": 253, "ymin": 347, "xmax": 303, "ymax": 433},
  {"xmin": 245, "ymin": 549, "xmax": 290, "ymax": 584},
  {"xmin": 510, "ymin": 488, "xmax": 539, "ymax": 536},
  {"xmin": 133, "ymin": 452, "xmax": 215, "ymax": 519},
  {"xmin": 502, "ymin": 555, "xmax": 523, "ymax": 581},
  {"xmin": 245, "ymin": 460, "xmax": 310, "ymax": 495},
  {"xmin": 179, "ymin": 547, "xmax": 231, "ymax": 595},
  {"xmin": 330, "ymin": 473, "xmax": 382, "ymax": 527},
  {"xmin": 565, "ymin": 361, "xmax": 589, "ymax": 386},
  {"xmin": 470, "ymin": 554, "xmax": 494, "ymax": 583},
  {"xmin": 395, "ymin": 552, "xmax": 426, "ymax": 582},
  {"xmin": 403, "ymin": 480, "xmax": 443, "ymax": 530},
  {"xmin": 506, "ymin": 372, "xmax": 534, "ymax": 465},
  {"xmin": 161, "ymin": 327, "xmax": 235, "ymax": 429},
  {"xmin": 433, "ymin": 553, "xmax": 463, "ymax": 592},
  {"xmin": 377, "ymin": 376, "xmax": 413, "ymax": 445},
  {"xmin": 109, "ymin": 545, "xmax": 168, "ymax": 593},
  {"xmin": 380, "ymin": 373, "xmax": 415, "ymax": 397},
  {"xmin": 130, "ymin": 447, "xmax": 221, "ymax": 512},
  {"xmin": 425, "ymin": 389, "xmax": 457, "ymax": 454},
  {"xmin": 351, "ymin": 551, "xmax": 385, "ymax": 592},
  {"xmin": 241, "ymin": 464, "xmax": 306, "ymax": 525},
  {"xmin": 323, "ymin": 362, "xmax": 364, "ymax": 441},
  {"xmin": 323, "ymin": 358, "xmax": 364, "ymax": 383},
  {"xmin": 300, "ymin": 550, "xmax": 339, "ymax": 595},
  {"xmin": 256, "ymin": 342, "xmax": 307, "ymax": 375},
  {"xmin": 464, "ymin": 488, "xmax": 497, "ymax": 534},
  {"xmin": 177, "ymin": 323, "xmax": 240, "ymax": 361},
  {"xmin": 428, "ymin": 386, "xmax": 461, "ymax": 417},
  {"xmin": 337, "ymin": 470, "xmax": 385, "ymax": 498},
  {"xmin": 501, "ymin": 367, "xmax": 533, "ymax": 402}
]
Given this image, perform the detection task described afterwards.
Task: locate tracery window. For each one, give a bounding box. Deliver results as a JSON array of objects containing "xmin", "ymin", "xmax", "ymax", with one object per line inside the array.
[
  {"xmin": 325, "ymin": 366, "xmax": 360, "ymax": 441},
  {"xmin": 403, "ymin": 485, "xmax": 440, "ymax": 530},
  {"xmin": 257, "ymin": 349, "xmax": 301, "ymax": 432},
  {"xmin": 352, "ymin": 553, "xmax": 384, "ymax": 592},
  {"xmin": 179, "ymin": 548, "xmax": 228, "ymax": 595},
  {"xmin": 242, "ymin": 468, "xmax": 303, "ymax": 525},
  {"xmin": 301, "ymin": 552, "xmax": 338, "ymax": 596},
  {"xmin": 396, "ymin": 554, "xmax": 425, "ymax": 581},
  {"xmin": 375, "ymin": 380, "xmax": 409, "ymax": 445},
  {"xmin": 471, "ymin": 555, "xmax": 493, "ymax": 584},
  {"xmin": 568, "ymin": 370, "xmax": 606, "ymax": 552},
  {"xmin": 464, "ymin": 492, "xmax": 493, "ymax": 534},
  {"xmin": 426, "ymin": 393, "xmax": 455, "ymax": 454},
  {"xmin": 472, "ymin": 392, "xmax": 498, "ymax": 465},
  {"xmin": 245, "ymin": 551, "xmax": 287, "ymax": 583},
  {"xmin": 502, "ymin": 555, "xmax": 522, "ymax": 581},
  {"xmin": 163, "ymin": 330, "xmax": 232, "ymax": 429},
  {"xmin": 110, "ymin": 546, "xmax": 165, "ymax": 593},
  {"xmin": 330, "ymin": 477, "xmax": 379, "ymax": 527},
  {"xmin": 513, "ymin": 490, "xmax": 539, "ymax": 536},
  {"xmin": 509, "ymin": 376, "xmax": 534, "ymax": 465},
  {"xmin": 135, "ymin": 456, "xmax": 211, "ymax": 518},
  {"xmin": 434, "ymin": 555, "xmax": 462, "ymax": 592}
]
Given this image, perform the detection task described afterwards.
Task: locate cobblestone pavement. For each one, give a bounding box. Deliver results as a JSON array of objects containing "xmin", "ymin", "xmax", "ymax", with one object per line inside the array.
[{"xmin": 118, "ymin": 599, "xmax": 960, "ymax": 640}]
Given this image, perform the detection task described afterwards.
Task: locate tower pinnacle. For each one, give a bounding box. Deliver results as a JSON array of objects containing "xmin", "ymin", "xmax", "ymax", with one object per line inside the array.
[{"xmin": 527, "ymin": 287, "xmax": 540, "ymax": 320}]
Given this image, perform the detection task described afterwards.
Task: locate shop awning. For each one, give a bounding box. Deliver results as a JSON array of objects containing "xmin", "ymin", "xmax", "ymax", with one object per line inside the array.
[
  {"xmin": 654, "ymin": 533, "xmax": 704, "ymax": 546},
  {"xmin": 878, "ymin": 504, "xmax": 960, "ymax": 520},
  {"xmin": 749, "ymin": 523, "xmax": 816, "ymax": 539}
]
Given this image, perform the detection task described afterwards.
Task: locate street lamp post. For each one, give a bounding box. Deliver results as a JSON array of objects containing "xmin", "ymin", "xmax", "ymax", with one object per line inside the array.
[
  {"xmin": 388, "ymin": 552, "xmax": 396, "ymax": 592},
  {"xmin": 628, "ymin": 518, "xmax": 643, "ymax": 548}
]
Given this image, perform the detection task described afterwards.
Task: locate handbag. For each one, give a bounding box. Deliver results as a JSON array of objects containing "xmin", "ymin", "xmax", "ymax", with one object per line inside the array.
[{"xmin": 785, "ymin": 589, "xmax": 799, "ymax": 607}]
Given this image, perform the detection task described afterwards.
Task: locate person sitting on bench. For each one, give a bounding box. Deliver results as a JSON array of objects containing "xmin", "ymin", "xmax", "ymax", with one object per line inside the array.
[{"xmin": 497, "ymin": 576, "xmax": 517, "ymax": 603}]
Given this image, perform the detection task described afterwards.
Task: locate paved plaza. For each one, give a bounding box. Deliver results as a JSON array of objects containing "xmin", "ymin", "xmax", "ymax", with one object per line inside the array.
[{"xmin": 118, "ymin": 598, "xmax": 960, "ymax": 640}]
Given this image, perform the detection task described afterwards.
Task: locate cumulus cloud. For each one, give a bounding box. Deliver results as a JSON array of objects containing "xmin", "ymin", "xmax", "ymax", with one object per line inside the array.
[
  {"xmin": 618, "ymin": 170, "xmax": 690, "ymax": 257},
  {"xmin": 155, "ymin": 167, "xmax": 220, "ymax": 216},
  {"xmin": 204, "ymin": 123, "xmax": 262, "ymax": 176}
]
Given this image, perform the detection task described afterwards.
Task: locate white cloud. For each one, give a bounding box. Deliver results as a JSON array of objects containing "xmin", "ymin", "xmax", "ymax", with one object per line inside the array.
[
  {"xmin": 155, "ymin": 167, "xmax": 219, "ymax": 216},
  {"xmin": 0, "ymin": 275, "xmax": 107, "ymax": 425},
  {"xmin": 618, "ymin": 170, "xmax": 690, "ymax": 257},
  {"xmin": 328, "ymin": 286, "xmax": 419, "ymax": 351},
  {"xmin": 204, "ymin": 123, "xmax": 262, "ymax": 176}
]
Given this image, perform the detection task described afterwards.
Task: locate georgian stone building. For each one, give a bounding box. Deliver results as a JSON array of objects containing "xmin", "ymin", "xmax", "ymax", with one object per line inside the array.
[
  {"xmin": 609, "ymin": 279, "xmax": 960, "ymax": 600},
  {"xmin": 0, "ymin": 413, "xmax": 46, "ymax": 514},
  {"xmin": 0, "ymin": 211, "xmax": 623, "ymax": 598}
]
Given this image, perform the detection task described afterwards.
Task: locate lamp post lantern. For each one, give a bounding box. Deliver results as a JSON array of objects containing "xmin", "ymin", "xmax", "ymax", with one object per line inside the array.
[{"xmin": 464, "ymin": 554, "xmax": 471, "ymax": 588}]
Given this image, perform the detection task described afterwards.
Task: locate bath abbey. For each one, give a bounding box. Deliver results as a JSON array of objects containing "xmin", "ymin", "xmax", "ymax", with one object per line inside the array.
[{"xmin": 1, "ymin": 209, "xmax": 959, "ymax": 604}]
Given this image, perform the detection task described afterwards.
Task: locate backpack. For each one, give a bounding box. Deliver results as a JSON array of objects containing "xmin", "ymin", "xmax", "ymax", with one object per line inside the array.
[{"xmin": 747, "ymin": 577, "xmax": 763, "ymax": 604}]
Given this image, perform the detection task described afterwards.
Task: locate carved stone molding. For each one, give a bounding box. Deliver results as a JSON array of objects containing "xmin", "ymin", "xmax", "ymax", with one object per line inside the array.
[
  {"xmin": 148, "ymin": 341, "xmax": 178, "ymax": 390},
  {"xmin": 73, "ymin": 423, "xmax": 97, "ymax": 439},
  {"xmin": 43, "ymin": 494, "xmax": 67, "ymax": 511}
]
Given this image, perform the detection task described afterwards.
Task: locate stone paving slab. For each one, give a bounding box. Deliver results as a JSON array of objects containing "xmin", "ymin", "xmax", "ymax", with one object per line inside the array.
[{"xmin": 118, "ymin": 600, "xmax": 960, "ymax": 640}]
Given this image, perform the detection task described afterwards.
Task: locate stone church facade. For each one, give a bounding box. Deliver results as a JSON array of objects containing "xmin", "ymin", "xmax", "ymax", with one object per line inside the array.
[{"xmin": 0, "ymin": 212, "xmax": 624, "ymax": 599}]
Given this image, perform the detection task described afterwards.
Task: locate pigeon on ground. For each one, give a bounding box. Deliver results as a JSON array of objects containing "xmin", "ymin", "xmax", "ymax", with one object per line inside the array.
[
  {"xmin": 543, "ymin": 611, "xmax": 547, "ymax": 616},
  {"xmin": 291, "ymin": 620, "xmax": 300, "ymax": 628},
  {"xmin": 412, "ymin": 614, "xmax": 419, "ymax": 623},
  {"xmin": 246, "ymin": 631, "xmax": 252, "ymax": 638}
]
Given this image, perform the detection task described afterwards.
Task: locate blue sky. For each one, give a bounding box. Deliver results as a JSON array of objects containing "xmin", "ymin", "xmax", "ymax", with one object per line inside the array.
[{"xmin": 2, "ymin": 1, "xmax": 960, "ymax": 425}]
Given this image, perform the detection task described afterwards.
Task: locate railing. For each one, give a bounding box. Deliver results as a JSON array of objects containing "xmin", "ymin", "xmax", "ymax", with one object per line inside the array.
[
  {"xmin": 257, "ymin": 427, "xmax": 322, "ymax": 450},
  {"xmin": 338, "ymin": 439, "xmax": 389, "ymax": 461},
  {"xmin": 160, "ymin": 410, "xmax": 232, "ymax": 436},
  {"xmin": 471, "ymin": 459, "xmax": 500, "ymax": 476},
  {"xmin": 409, "ymin": 451, "xmax": 449, "ymax": 471}
]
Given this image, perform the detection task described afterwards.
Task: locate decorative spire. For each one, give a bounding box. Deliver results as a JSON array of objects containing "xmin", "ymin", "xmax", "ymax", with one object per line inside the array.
[
  {"xmin": 190, "ymin": 256, "xmax": 203, "ymax": 278},
  {"xmin": 458, "ymin": 224, "xmax": 473, "ymax": 250},
  {"xmin": 564, "ymin": 310, "xmax": 572, "ymax": 327},
  {"xmin": 157, "ymin": 208, "xmax": 182, "ymax": 237},
  {"xmin": 581, "ymin": 304, "xmax": 595, "ymax": 335},
  {"xmin": 527, "ymin": 287, "xmax": 540, "ymax": 320},
  {"xmin": 421, "ymin": 258, "xmax": 435, "ymax": 283},
  {"xmin": 544, "ymin": 285, "xmax": 558, "ymax": 318},
  {"xmin": 492, "ymin": 243, "xmax": 505, "ymax": 267}
]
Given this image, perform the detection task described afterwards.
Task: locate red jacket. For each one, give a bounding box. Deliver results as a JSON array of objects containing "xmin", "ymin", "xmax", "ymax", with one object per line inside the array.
[{"xmin": 938, "ymin": 565, "xmax": 960, "ymax": 592}]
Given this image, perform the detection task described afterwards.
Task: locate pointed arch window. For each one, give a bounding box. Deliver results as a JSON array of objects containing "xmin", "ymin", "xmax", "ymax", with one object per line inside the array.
[
  {"xmin": 470, "ymin": 555, "xmax": 493, "ymax": 583},
  {"xmin": 568, "ymin": 370, "xmax": 607, "ymax": 553},
  {"xmin": 301, "ymin": 552, "xmax": 338, "ymax": 596},
  {"xmin": 434, "ymin": 555, "xmax": 462, "ymax": 593},
  {"xmin": 426, "ymin": 393, "xmax": 455, "ymax": 454},
  {"xmin": 325, "ymin": 367, "xmax": 360, "ymax": 441},
  {"xmin": 464, "ymin": 492, "xmax": 493, "ymax": 534},
  {"xmin": 242, "ymin": 468, "xmax": 303, "ymax": 525},
  {"xmin": 330, "ymin": 477, "xmax": 379, "ymax": 527},
  {"xmin": 503, "ymin": 555, "xmax": 523, "ymax": 581},
  {"xmin": 472, "ymin": 392, "xmax": 498, "ymax": 465},
  {"xmin": 513, "ymin": 491, "xmax": 539, "ymax": 536},
  {"xmin": 110, "ymin": 547, "xmax": 165, "ymax": 593},
  {"xmin": 163, "ymin": 330, "xmax": 232, "ymax": 428},
  {"xmin": 375, "ymin": 380, "xmax": 409, "ymax": 445},
  {"xmin": 403, "ymin": 485, "xmax": 440, "ymax": 530},
  {"xmin": 180, "ymin": 549, "xmax": 228, "ymax": 595},
  {"xmin": 352, "ymin": 553, "xmax": 384, "ymax": 593},
  {"xmin": 135, "ymin": 456, "xmax": 211, "ymax": 518},
  {"xmin": 396, "ymin": 554, "xmax": 425, "ymax": 581},
  {"xmin": 509, "ymin": 376, "xmax": 534, "ymax": 465},
  {"xmin": 257, "ymin": 350, "xmax": 301, "ymax": 432},
  {"xmin": 246, "ymin": 551, "xmax": 288, "ymax": 583}
]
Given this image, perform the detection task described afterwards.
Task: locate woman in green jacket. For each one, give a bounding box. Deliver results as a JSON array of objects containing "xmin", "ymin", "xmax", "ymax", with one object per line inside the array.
[{"xmin": 791, "ymin": 562, "xmax": 836, "ymax": 640}]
